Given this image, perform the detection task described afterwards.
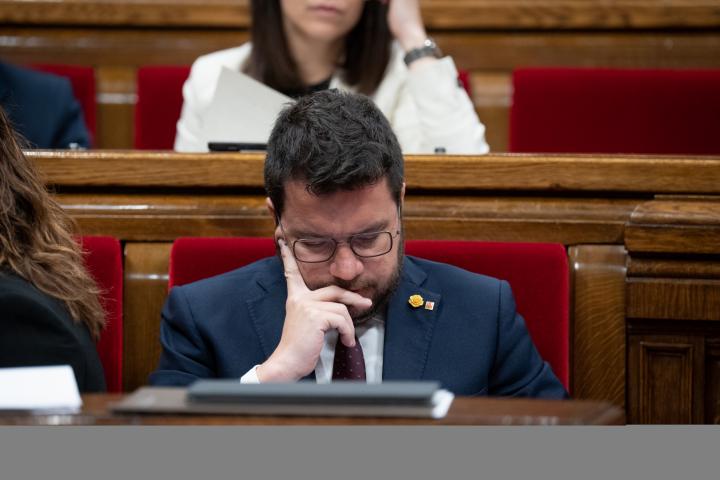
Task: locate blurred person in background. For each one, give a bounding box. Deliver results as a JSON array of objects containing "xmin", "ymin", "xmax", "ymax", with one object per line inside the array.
[
  {"xmin": 0, "ymin": 60, "xmax": 90, "ymax": 149},
  {"xmin": 175, "ymin": 0, "xmax": 488, "ymax": 154}
]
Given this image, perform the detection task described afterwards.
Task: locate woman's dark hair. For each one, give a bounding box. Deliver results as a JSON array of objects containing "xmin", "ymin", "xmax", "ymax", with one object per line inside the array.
[
  {"xmin": 0, "ymin": 107, "xmax": 105, "ymax": 338},
  {"xmin": 265, "ymin": 90, "xmax": 403, "ymax": 218},
  {"xmin": 247, "ymin": 0, "xmax": 392, "ymax": 95}
]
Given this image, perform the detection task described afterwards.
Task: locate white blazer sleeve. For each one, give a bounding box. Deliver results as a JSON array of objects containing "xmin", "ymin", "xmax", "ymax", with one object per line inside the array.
[
  {"xmin": 174, "ymin": 66, "xmax": 208, "ymax": 152},
  {"xmin": 393, "ymin": 56, "xmax": 489, "ymax": 154}
]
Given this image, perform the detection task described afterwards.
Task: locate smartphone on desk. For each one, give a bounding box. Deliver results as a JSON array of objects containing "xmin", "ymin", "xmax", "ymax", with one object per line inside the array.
[{"xmin": 208, "ymin": 142, "xmax": 267, "ymax": 152}]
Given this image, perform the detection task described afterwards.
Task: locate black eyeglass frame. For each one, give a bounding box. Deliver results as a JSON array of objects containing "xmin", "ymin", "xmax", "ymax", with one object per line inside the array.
[{"xmin": 278, "ymin": 213, "xmax": 402, "ymax": 264}]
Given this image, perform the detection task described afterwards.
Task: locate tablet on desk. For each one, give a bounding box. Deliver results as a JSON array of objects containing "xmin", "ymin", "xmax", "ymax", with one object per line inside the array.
[
  {"xmin": 187, "ymin": 380, "xmax": 440, "ymax": 406},
  {"xmin": 208, "ymin": 142, "xmax": 267, "ymax": 152},
  {"xmin": 111, "ymin": 382, "xmax": 455, "ymax": 419}
]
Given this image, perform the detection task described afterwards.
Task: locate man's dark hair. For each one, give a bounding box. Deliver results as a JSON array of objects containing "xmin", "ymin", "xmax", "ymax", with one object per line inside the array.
[
  {"xmin": 247, "ymin": 0, "xmax": 392, "ymax": 96},
  {"xmin": 265, "ymin": 90, "xmax": 404, "ymax": 218}
]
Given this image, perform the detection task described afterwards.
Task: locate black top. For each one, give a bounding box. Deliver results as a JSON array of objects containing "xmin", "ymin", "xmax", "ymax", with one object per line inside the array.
[
  {"xmin": 0, "ymin": 271, "xmax": 106, "ymax": 392},
  {"xmin": 281, "ymin": 77, "xmax": 332, "ymax": 100}
]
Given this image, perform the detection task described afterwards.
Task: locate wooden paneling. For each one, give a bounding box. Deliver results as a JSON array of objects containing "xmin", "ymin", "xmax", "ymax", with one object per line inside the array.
[
  {"xmin": 0, "ymin": 28, "xmax": 249, "ymax": 67},
  {"xmin": 123, "ymin": 242, "xmax": 171, "ymax": 392},
  {"xmin": 706, "ymin": 339, "xmax": 720, "ymax": 424},
  {"xmin": 629, "ymin": 335, "xmax": 704, "ymax": 423},
  {"xmin": 95, "ymin": 67, "xmax": 136, "ymax": 149},
  {"xmin": 628, "ymin": 258, "xmax": 720, "ymax": 279},
  {"xmin": 2, "ymin": 0, "xmax": 719, "ymax": 29},
  {"xmin": 568, "ymin": 246, "xmax": 627, "ymax": 408},
  {"xmin": 30, "ymin": 151, "xmax": 720, "ymax": 194},
  {"xmin": 59, "ymin": 191, "xmax": 634, "ymax": 244},
  {"xmin": 627, "ymin": 278, "xmax": 720, "ymax": 322},
  {"xmin": 626, "ymin": 199, "xmax": 720, "ymax": 255},
  {"xmin": 438, "ymin": 32, "xmax": 720, "ymax": 72}
]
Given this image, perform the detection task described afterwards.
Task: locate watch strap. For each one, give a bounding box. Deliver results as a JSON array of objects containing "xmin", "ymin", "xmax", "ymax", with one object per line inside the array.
[{"xmin": 403, "ymin": 38, "xmax": 442, "ymax": 67}]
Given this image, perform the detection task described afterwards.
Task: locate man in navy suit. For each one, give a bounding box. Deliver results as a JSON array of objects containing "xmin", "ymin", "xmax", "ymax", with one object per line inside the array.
[
  {"xmin": 150, "ymin": 90, "xmax": 566, "ymax": 398},
  {"xmin": 0, "ymin": 61, "xmax": 90, "ymax": 149}
]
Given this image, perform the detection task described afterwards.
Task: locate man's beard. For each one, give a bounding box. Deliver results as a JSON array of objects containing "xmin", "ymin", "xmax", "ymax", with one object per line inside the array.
[{"xmin": 304, "ymin": 240, "xmax": 404, "ymax": 325}]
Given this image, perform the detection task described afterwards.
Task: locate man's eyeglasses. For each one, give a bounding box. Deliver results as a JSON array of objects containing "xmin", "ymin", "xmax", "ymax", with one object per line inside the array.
[{"xmin": 279, "ymin": 222, "xmax": 401, "ymax": 264}]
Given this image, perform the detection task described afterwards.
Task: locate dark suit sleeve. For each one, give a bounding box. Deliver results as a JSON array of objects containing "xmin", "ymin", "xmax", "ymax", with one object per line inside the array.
[
  {"xmin": 51, "ymin": 79, "xmax": 91, "ymax": 149},
  {"xmin": 0, "ymin": 295, "xmax": 91, "ymax": 389},
  {"xmin": 149, "ymin": 286, "xmax": 216, "ymax": 386},
  {"xmin": 488, "ymin": 281, "xmax": 568, "ymax": 399}
]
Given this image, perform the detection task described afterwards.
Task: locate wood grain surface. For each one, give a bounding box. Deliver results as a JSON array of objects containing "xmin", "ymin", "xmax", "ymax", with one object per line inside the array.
[
  {"xmin": 569, "ymin": 246, "xmax": 628, "ymax": 408},
  {"xmin": 1, "ymin": 0, "xmax": 718, "ymax": 29},
  {"xmin": 30, "ymin": 151, "xmax": 720, "ymax": 194}
]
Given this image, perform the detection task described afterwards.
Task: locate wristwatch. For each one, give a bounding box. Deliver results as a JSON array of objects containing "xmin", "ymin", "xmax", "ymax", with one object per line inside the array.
[{"xmin": 403, "ymin": 38, "xmax": 443, "ymax": 67}]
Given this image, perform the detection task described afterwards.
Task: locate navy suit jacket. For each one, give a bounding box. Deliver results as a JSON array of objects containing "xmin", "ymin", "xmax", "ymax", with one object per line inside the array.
[
  {"xmin": 150, "ymin": 256, "xmax": 567, "ymax": 398},
  {"xmin": 0, "ymin": 61, "xmax": 90, "ymax": 149}
]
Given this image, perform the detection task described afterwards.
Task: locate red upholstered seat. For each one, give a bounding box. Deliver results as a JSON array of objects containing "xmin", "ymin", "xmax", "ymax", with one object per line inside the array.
[
  {"xmin": 510, "ymin": 67, "xmax": 720, "ymax": 155},
  {"xmin": 134, "ymin": 66, "xmax": 191, "ymax": 149},
  {"xmin": 80, "ymin": 236, "xmax": 123, "ymax": 392},
  {"xmin": 169, "ymin": 237, "xmax": 570, "ymax": 390},
  {"xmin": 31, "ymin": 64, "xmax": 97, "ymax": 143}
]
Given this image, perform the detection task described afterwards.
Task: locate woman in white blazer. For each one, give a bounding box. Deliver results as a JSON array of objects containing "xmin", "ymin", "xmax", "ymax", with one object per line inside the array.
[{"xmin": 175, "ymin": 0, "xmax": 489, "ymax": 154}]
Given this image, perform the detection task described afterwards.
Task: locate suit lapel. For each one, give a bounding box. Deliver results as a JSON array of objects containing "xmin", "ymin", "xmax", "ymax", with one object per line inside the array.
[
  {"xmin": 383, "ymin": 257, "xmax": 440, "ymax": 381},
  {"xmin": 245, "ymin": 257, "xmax": 315, "ymax": 381}
]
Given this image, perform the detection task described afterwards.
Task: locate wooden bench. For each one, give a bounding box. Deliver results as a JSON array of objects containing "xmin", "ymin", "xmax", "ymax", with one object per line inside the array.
[{"xmin": 31, "ymin": 150, "xmax": 720, "ymax": 423}]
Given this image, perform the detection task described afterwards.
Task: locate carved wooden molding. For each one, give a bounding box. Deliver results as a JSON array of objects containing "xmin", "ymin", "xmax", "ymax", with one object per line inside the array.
[{"xmin": 626, "ymin": 199, "xmax": 720, "ymax": 255}]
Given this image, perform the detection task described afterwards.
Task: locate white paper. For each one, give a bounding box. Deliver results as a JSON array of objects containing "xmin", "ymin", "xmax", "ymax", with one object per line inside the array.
[
  {"xmin": 0, "ymin": 365, "xmax": 82, "ymax": 414},
  {"xmin": 203, "ymin": 67, "xmax": 295, "ymax": 144}
]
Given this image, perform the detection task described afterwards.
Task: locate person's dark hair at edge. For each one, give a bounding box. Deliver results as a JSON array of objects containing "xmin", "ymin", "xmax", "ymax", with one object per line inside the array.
[
  {"xmin": 248, "ymin": 0, "xmax": 392, "ymax": 95},
  {"xmin": 265, "ymin": 90, "xmax": 403, "ymax": 218}
]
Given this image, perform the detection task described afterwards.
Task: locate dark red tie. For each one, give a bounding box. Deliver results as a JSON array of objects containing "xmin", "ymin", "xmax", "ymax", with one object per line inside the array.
[{"xmin": 332, "ymin": 335, "xmax": 366, "ymax": 381}]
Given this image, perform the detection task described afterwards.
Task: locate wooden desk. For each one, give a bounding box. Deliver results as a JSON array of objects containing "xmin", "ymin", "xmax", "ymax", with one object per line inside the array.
[
  {"xmin": 1, "ymin": 395, "xmax": 624, "ymax": 426},
  {"xmin": 30, "ymin": 150, "xmax": 720, "ymax": 424}
]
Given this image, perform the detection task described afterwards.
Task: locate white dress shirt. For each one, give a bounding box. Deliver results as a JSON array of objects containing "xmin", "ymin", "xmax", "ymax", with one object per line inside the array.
[{"xmin": 240, "ymin": 312, "xmax": 385, "ymax": 383}]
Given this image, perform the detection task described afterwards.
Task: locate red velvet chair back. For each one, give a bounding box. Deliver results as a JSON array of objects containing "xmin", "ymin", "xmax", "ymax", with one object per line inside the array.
[
  {"xmin": 169, "ymin": 237, "xmax": 276, "ymax": 289},
  {"xmin": 31, "ymin": 64, "xmax": 97, "ymax": 143},
  {"xmin": 510, "ymin": 67, "xmax": 720, "ymax": 155},
  {"xmin": 169, "ymin": 237, "xmax": 569, "ymax": 389},
  {"xmin": 80, "ymin": 236, "xmax": 123, "ymax": 392},
  {"xmin": 134, "ymin": 66, "xmax": 191, "ymax": 149}
]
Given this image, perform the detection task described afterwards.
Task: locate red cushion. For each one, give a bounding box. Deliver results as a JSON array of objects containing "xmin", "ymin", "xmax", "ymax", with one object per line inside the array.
[
  {"xmin": 134, "ymin": 66, "xmax": 191, "ymax": 150},
  {"xmin": 510, "ymin": 67, "xmax": 720, "ymax": 155},
  {"xmin": 31, "ymin": 65, "xmax": 97, "ymax": 143},
  {"xmin": 80, "ymin": 236, "xmax": 123, "ymax": 392},
  {"xmin": 457, "ymin": 70, "xmax": 472, "ymax": 97},
  {"xmin": 169, "ymin": 237, "xmax": 569, "ymax": 390},
  {"xmin": 169, "ymin": 237, "xmax": 276, "ymax": 289}
]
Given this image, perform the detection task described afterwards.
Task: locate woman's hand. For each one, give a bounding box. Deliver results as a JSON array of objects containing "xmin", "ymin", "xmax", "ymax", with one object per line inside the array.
[{"xmin": 381, "ymin": 0, "xmax": 428, "ymax": 51}]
